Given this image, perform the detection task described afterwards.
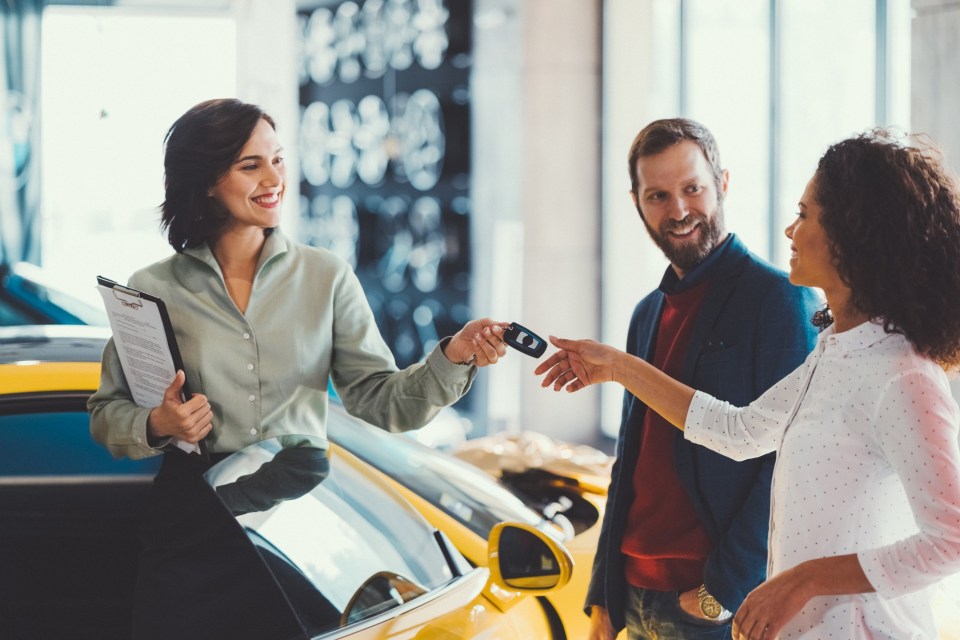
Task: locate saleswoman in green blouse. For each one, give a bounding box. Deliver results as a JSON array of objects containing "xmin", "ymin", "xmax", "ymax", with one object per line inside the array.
[{"xmin": 88, "ymin": 98, "xmax": 508, "ymax": 639}]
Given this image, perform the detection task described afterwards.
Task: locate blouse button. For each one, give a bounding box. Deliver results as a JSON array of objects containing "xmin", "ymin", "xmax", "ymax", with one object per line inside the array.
[
  {"xmin": 250, "ymin": 428, "xmax": 258, "ymax": 436},
  {"xmin": 247, "ymin": 363, "xmax": 254, "ymax": 371},
  {"xmin": 243, "ymin": 332, "xmax": 250, "ymax": 340},
  {"xmin": 248, "ymin": 394, "xmax": 255, "ymax": 402}
]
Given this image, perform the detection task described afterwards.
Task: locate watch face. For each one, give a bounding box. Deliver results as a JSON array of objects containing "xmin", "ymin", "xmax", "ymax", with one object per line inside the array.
[{"xmin": 700, "ymin": 595, "xmax": 723, "ymax": 619}]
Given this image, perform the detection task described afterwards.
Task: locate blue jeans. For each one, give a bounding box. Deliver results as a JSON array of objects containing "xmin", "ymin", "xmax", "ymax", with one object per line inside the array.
[{"xmin": 624, "ymin": 586, "xmax": 732, "ymax": 640}]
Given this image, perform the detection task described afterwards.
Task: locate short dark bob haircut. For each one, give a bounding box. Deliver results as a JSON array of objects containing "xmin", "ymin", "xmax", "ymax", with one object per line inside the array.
[
  {"xmin": 813, "ymin": 128, "xmax": 960, "ymax": 371},
  {"xmin": 160, "ymin": 98, "xmax": 276, "ymax": 251}
]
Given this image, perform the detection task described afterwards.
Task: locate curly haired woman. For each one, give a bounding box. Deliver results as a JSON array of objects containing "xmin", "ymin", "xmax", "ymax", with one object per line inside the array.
[{"xmin": 537, "ymin": 129, "xmax": 960, "ymax": 639}]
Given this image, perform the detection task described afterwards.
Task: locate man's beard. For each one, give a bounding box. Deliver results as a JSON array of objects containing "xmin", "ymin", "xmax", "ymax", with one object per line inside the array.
[{"xmin": 640, "ymin": 206, "xmax": 726, "ymax": 273}]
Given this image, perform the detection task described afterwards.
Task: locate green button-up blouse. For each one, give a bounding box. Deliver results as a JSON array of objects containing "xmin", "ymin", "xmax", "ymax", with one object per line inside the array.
[{"xmin": 88, "ymin": 231, "xmax": 476, "ymax": 460}]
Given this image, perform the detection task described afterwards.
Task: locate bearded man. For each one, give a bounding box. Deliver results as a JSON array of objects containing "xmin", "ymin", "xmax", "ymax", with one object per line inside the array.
[{"xmin": 585, "ymin": 118, "xmax": 821, "ymax": 640}]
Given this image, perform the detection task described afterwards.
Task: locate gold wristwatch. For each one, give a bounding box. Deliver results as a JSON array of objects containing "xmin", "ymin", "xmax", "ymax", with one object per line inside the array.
[{"xmin": 697, "ymin": 584, "xmax": 731, "ymax": 620}]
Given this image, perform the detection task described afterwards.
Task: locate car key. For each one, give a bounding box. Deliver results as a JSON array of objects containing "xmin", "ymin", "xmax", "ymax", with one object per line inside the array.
[{"xmin": 503, "ymin": 322, "xmax": 548, "ymax": 358}]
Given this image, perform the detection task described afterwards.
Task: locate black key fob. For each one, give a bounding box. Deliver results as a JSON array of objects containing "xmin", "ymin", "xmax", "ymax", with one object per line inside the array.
[{"xmin": 503, "ymin": 322, "xmax": 548, "ymax": 358}]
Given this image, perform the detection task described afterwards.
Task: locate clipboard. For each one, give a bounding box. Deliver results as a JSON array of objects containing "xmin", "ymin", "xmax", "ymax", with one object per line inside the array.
[{"xmin": 96, "ymin": 276, "xmax": 206, "ymax": 456}]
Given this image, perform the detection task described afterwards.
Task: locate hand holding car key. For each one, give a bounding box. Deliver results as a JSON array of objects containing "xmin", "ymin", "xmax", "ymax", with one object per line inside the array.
[{"xmin": 503, "ymin": 323, "xmax": 548, "ymax": 358}]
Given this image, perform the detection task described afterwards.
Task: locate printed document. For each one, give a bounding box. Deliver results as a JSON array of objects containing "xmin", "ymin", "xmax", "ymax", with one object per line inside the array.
[{"xmin": 96, "ymin": 282, "xmax": 200, "ymax": 454}]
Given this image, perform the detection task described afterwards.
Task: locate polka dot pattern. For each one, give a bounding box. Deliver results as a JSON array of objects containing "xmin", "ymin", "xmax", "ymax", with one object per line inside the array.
[{"xmin": 686, "ymin": 322, "xmax": 960, "ymax": 638}]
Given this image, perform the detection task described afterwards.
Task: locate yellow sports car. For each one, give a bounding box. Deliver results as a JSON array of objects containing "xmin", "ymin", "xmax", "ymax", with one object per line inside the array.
[
  {"xmin": 327, "ymin": 399, "xmax": 606, "ymax": 640},
  {"xmin": 0, "ymin": 325, "xmax": 601, "ymax": 639}
]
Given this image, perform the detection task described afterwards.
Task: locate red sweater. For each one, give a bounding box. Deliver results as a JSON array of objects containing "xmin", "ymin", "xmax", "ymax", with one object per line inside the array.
[{"xmin": 622, "ymin": 277, "xmax": 713, "ymax": 591}]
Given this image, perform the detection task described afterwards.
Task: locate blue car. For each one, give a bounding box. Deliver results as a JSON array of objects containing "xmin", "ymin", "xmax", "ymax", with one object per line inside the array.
[{"xmin": 0, "ymin": 262, "xmax": 108, "ymax": 326}]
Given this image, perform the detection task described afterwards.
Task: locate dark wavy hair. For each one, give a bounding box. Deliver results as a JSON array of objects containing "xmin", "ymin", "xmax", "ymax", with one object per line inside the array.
[
  {"xmin": 627, "ymin": 118, "xmax": 725, "ymax": 200},
  {"xmin": 813, "ymin": 129, "xmax": 960, "ymax": 370},
  {"xmin": 160, "ymin": 98, "xmax": 276, "ymax": 251}
]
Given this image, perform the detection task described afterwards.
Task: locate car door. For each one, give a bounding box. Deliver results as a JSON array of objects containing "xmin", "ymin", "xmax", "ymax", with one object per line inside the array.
[{"xmin": 204, "ymin": 436, "xmax": 556, "ymax": 639}]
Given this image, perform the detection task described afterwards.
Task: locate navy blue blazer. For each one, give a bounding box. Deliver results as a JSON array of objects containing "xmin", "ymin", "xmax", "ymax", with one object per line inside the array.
[{"xmin": 586, "ymin": 234, "xmax": 821, "ymax": 631}]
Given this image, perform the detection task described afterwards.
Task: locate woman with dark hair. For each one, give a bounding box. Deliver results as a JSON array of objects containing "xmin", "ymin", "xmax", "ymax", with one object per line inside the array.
[
  {"xmin": 88, "ymin": 98, "xmax": 508, "ymax": 639},
  {"xmin": 536, "ymin": 129, "xmax": 960, "ymax": 639}
]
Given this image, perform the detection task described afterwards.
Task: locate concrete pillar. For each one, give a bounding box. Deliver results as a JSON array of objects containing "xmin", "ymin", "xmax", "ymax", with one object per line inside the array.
[
  {"xmin": 911, "ymin": 0, "xmax": 960, "ymax": 175},
  {"xmin": 472, "ymin": 0, "xmax": 602, "ymax": 443}
]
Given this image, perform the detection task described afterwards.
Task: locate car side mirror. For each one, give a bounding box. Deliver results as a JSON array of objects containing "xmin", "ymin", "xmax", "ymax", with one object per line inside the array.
[{"xmin": 487, "ymin": 522, "xmax": 573, "ymax": 593}]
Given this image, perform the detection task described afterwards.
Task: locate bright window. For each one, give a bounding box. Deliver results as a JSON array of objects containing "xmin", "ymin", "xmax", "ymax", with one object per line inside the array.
[
  {"xmin": 774, "ymin": 0, "xmax": 878, "ymax": 263},
  {"xmin": 39, "ymin": 7, "xmax": 236, "ymax": 302},
  {"xmin": 685, "ymin": 0, "xmax": 771, "ymax": 257}
]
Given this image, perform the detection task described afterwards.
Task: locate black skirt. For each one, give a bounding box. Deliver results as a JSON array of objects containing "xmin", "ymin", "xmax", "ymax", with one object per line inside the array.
[{"xmin": 131, "ymin": 449, "xmax": 307, "ymax": 640}]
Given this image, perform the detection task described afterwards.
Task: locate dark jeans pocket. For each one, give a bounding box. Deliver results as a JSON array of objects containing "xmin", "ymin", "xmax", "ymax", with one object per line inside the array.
[{"xmin": 668, "ymin": 591, "xmax": 732, "ymax": 631}]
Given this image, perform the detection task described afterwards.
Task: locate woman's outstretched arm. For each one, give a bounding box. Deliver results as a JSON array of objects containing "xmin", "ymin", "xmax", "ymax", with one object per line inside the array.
[{"xmin": 534, "ymin": 335, "xmax": 696, "ymax": 431}]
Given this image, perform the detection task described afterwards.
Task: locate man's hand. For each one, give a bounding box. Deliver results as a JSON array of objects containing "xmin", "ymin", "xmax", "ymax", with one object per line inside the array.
[
  {"xmin": 678, "ymin": 586, "xmax": 725, "ymax": 621},
  {"xmin": 147, "ymin": 370, "xmax": 214, "ymax": 444},
  {"xmin": 678, "ymin": 587, "xmax": 702, "ymax": 618},
  {"xmin": 587, "ymin": 605, "xmax": 617, "ymax": 640},
  {"xmin": 444, "ymin": 318, "xmax": 509, "ymax": 367},
  {"xmin": 534, "ymin": 336, "xmax": 620, "ymax": 392}
]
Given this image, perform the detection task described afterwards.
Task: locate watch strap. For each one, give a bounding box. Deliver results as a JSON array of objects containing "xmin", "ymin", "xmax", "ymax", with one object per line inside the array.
[{"xmin": 696, "ymin": 584, "xmax": 732, "ymax": 621}]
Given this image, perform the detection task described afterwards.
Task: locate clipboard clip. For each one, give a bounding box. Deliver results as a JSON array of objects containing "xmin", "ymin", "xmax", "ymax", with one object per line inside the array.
[{"xmin": 112, "ymin": 286, "xmax": 144, "ymax": 310}]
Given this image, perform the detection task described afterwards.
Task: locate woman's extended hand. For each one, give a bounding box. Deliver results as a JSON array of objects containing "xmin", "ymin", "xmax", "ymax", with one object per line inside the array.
[
  {"xmin": 732, "ymin": 566, "xmax": 812, "ymax": 640},
  {"xmin": 732, "ymin": 555, "xmax": 870, "ymax": 640},
  {"xmin": 445, "ymin": 319, "xmax": 510, "ymax": 367},
  {"xmin": 146, "ymin": 370, "xmax": 214, "ymax": 444},
  {"xmin": 534, "ymin": 336, "xmax": 619, "ymax": 392}
]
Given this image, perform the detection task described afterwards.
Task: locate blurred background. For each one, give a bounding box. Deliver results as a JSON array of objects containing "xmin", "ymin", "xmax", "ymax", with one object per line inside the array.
[{"xmin": 1, "ymin": 0, "xmax": 958, "ymax": 448}]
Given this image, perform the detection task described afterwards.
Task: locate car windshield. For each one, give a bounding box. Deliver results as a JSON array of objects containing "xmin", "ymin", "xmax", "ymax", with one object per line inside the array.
[
  {"xmin": 0, "ymin": 297, "xmax": 39, "ymax": 325},
  {"xmin": 1, "ymin": 263, "xmax": 108, "ymax": 326},
  {"xmin": 327, "ymin": 406, "xmax": 546, "ymax": 540},
  {"xmin": 204, "ymin": 436, "xmax": 461, "ymax": 636}
]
